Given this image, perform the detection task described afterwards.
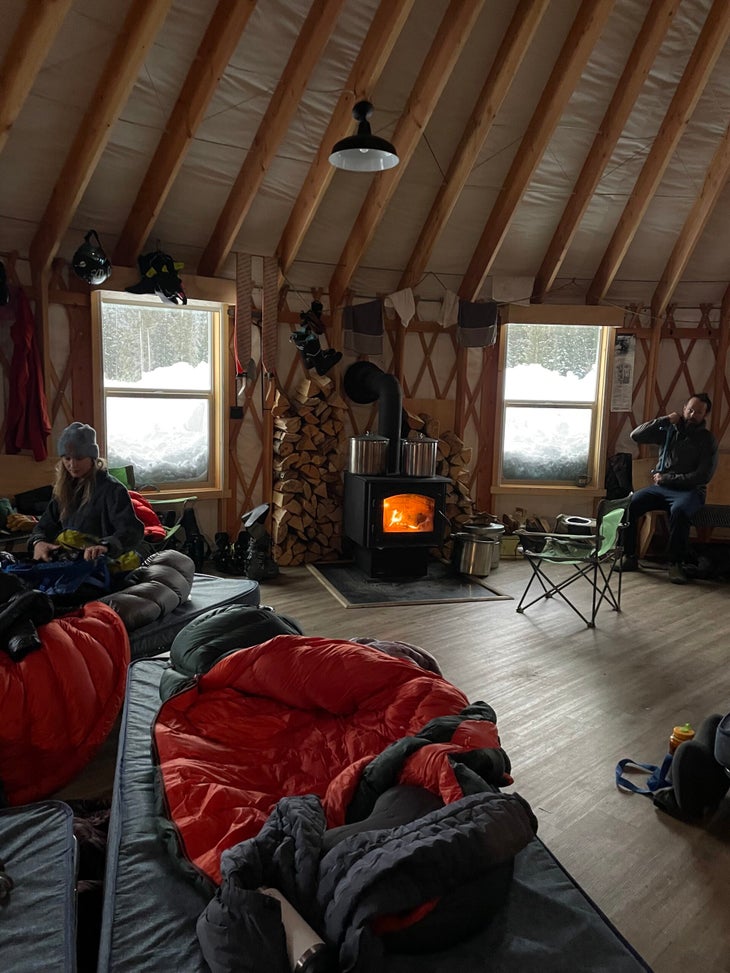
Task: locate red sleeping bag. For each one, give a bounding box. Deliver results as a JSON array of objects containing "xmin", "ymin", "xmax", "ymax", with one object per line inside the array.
[
  {"xmin": 154, "ymin": 635, "xmax": 478, "ymax": 884},
  {"xmin": 129, "ymin": 491, "xmax": 166, "ymax": 542},
  {"xmin": 0, "ymin": 601, "xmax": 130, "ymax": 804}
]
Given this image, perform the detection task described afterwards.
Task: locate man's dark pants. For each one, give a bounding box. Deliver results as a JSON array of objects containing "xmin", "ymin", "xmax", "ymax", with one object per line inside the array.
[{"xmin": 624, "ymin": 485, "xmax": 704, "ymax": 563}]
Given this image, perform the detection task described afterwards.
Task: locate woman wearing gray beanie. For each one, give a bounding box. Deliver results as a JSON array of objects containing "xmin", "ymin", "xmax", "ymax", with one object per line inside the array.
[{"xmin": 29, "ymin": 422, "xmax": 144, "ymax": 562}]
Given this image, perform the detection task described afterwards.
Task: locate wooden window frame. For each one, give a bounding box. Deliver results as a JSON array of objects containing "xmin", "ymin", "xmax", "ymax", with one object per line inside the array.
[
  {"xmin": 492, "ymin": 314, "xmax": 618, "ymax": 498},
  {"xmin": 90, "ymin": 290, "xmax": 229, "ymax": 500}
]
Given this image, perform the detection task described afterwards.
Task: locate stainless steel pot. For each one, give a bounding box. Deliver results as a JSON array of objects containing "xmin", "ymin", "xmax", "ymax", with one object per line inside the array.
[
  {"xmin": 461, "ymin": 521, "xmax": 505, "ymax": 569},
  {"xmin": 348, "ymin": 432, "xmax": 389, "ymax": 475},
  {"xmin": 452, "ymin": 533, "xmax": 496, "ymax": 577},
  {"xmin": 401, "ymin": 434, "xmax": 438, "ymax": 477}
]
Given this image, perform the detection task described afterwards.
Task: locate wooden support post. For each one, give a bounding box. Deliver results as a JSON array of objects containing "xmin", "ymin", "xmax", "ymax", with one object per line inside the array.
[
  {"xmin": 476, "ymin": 344, "xmax": 499, "ymax": 513},
  {"xmin": 261, "ymin": 256, "xmax": 279, "ymax": 511},
  {"xmin": 713, "ymin": 288, "xmax": 730, "ymax": 438}
]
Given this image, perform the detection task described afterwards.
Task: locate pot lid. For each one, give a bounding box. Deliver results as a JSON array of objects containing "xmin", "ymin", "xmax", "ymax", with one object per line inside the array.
[
  {"xmin": 350, "ymin": 430, "xmax": 388, "ymax": 442},
  {"xmin": 402, "ymin": 433, "xmax": 438, "ymax": 445}
]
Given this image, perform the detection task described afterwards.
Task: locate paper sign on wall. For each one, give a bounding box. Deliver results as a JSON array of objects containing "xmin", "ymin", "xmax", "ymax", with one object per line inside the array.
[{"xmin": 611, "ymin": 334, "xmax": 635, "ymax": 412}]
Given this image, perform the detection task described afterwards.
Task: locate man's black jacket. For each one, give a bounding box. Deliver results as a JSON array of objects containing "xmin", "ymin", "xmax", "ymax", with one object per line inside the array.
[{"xmin": 631, "ymin": 416, "xmax": 717, "ymax": 496}]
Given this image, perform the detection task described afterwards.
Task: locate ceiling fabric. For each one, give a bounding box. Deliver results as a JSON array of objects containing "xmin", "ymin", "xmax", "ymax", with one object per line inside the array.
[{"xmin": 0, "ymin": 0, "xmax": 728, "ymax": 312}]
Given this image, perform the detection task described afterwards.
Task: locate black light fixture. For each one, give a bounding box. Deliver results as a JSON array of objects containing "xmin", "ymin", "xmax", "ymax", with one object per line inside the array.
[{"xmin": 328, "ymin": 100, "xmax": 399, "ymax": 172}]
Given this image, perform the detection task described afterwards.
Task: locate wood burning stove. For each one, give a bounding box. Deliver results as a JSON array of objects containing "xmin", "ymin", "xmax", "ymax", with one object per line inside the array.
[
  {"xmin": 342, "ymin": 361, "xmax": 451, "ymax": 579},
  {"xmin": 343, "ymin": 472, "xmax": 449, "ymax": 578}
]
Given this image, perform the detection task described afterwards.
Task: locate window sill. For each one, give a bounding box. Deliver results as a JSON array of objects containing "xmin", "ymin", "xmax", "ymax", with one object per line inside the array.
[
  {"xmin": 492, "ymin": 485, "xmax": 606, "ymax": 498},
  {"xmin": 140, "ymin": 486, "xmax": 230, "ymax": 502}
]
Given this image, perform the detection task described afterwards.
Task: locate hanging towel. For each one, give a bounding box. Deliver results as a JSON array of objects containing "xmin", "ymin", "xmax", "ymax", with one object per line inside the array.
[
  {"xmin": 457, "ymin": 299, "xmax": 499, "ymax": 347},
  {"xmin": 384, "ymin": 287, "xmax": 416, "ymax": 328},
  {"xmin": 343, "ymin": 300, "xmax": 383, "ymax": 356},
  {"xmin": 438, "ymin": 289, "xmax": 460, "ymax": 328}
]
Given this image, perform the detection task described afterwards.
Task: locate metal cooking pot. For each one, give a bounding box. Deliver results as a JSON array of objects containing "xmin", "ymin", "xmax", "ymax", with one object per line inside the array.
[
  {"xmin": 452, "ymin": 533, "xmax": 496, "ymax": 577},
  {"xmin": 401, "ymin": 434, "xmax": 438, "ymax": 477},
  {"xmin": 461, "ymin": 521, "xmax": 505, "ymax": 569},
  {"xmin": 348, "ymin": 432, "xmax": 389, "ymax": 475}
]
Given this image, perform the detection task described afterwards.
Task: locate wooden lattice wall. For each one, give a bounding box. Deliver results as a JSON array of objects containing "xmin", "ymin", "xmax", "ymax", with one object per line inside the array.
[
  {"xmin": 2, "ymin": 261, "xmax": 728, "ymax": 539},
  {"xmin": 606, "ymin": 304, "xmax": 729, "ymax": 460}
]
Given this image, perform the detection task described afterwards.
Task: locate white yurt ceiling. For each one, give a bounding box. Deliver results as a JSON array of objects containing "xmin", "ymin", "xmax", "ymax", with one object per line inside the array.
[{"xmin": 1, "ymin": 0, "xmax": 729, "ymax": 317}]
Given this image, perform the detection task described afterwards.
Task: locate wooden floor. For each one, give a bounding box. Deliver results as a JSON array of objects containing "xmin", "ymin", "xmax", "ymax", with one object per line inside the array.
[{"xmin": 57, "ymin": 554, "xmax": 730, "ymax": 973}]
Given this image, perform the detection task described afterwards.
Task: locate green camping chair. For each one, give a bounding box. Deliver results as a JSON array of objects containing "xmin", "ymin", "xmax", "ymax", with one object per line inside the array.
[
  {"xmin": 514, "ymin": 495, "xmax": 631, "ymax": 628},
  {"xmin": 108, "ymin": 466, "xmax": 197, "ymax": 552}
]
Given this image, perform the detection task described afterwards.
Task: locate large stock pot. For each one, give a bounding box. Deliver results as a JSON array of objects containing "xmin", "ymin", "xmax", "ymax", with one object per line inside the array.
[
  {"xmin": 401, "ymin": 434, "xmax": 438, "ymax": 477},
  {"xmin": 348, "ymin": 432, "xmax": 389, "ymax": 475}
]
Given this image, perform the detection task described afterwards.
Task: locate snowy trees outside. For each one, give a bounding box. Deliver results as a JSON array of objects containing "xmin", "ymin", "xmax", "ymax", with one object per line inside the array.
[{"xmin": 502, "ymin": 324, "xmax": 601, "ymax": 482}]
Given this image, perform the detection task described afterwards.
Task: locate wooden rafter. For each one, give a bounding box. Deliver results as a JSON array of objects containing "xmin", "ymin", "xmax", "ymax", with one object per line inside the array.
[
  {"xmin": 197, "ymin": 0, "xmax": 346, "ymax": 278},
  {"xmin": 459, "ymin": 0, "xmax": 614, "ymax": 302},
  {"xmin": 651, "ymin": 123, "xmax": 730, "ymax": 321},
  {"xmin": 533, "ymin": 0, "xmax": 678, "ymax": 302},
  {"xmin": 113, "ymin": 0, "xmax": 256, "ymax": 266},
  {"xmin": 28, "ymin": 0, "xmax": 172, "ymax": 276},
  {"xmin": 276, "ymin": 0, "xmax": 413, "ymax": 280},
  {"xmin": 398, "ymin": 0, "xmax": 549, "ymax": 291},
  {"xmin": 328, "ymin": 0, "xmax": 485, "ymax": 308},
  {"xmin": 587, "ymin": 0, "xmax": 730, "ymax": 305},
  {"xmin": 0, "ymin": 0, "xmax": 73, "ymax": 155}
]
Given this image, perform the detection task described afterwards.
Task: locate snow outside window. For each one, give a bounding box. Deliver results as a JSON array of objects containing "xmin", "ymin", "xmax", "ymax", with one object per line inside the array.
[
  {"xmin": 96, "ymin": 294, "xmax": 224, "ymax": 490},
  {"xmin": 500, "ymin": 323, "xmax": 607, "ymax": 485}
]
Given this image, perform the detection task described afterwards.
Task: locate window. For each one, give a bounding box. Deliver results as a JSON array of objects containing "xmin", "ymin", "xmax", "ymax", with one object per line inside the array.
[
  {"xmin": 498, "ymin": 323, "xmax": 610, "ymax": 486},
  {"xmin": 92, "ymin": 292, "xmax": 226, "ymax": 492}
]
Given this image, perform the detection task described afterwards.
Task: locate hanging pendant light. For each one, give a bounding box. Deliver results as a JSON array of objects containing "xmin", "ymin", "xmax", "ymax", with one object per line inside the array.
[{"xmin": 328, "ymin": 100, "xmax": 399, "ymax": 172}]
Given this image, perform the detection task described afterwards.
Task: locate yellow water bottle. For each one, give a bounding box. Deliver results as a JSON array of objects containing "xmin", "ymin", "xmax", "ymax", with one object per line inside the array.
[{"xmin": 669, "ymin": 723, "xmax": 695, "ymax": 754}]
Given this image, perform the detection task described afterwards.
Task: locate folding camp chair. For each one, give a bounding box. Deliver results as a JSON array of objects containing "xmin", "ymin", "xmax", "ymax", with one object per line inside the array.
[
  {"xmin": 108, "ymin": 466, "xmax": 197, "ymax": 551},
  {"xmin": 514, "ymin": 495, "xmax": 631, "ymax": 628}
]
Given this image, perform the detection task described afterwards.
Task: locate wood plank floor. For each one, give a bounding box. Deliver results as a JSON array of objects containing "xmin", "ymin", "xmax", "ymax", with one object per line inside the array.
[{"xmin": 58, "ymin": 555, "xmax": 730, "ymax": 973}]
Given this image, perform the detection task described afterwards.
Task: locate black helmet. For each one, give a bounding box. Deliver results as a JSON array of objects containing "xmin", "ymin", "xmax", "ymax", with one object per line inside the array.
[{"xmin": 72, "ymin": 230, "xmax": 112, "ymax": 286}]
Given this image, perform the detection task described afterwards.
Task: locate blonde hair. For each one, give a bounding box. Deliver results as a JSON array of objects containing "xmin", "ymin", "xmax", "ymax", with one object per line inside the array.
[{"xmin": 53, "ymin": 458, "xmax": 105, "ymax": 520}]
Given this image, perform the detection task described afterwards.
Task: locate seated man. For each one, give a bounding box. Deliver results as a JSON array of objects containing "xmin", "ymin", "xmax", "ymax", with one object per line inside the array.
[{"xmin": 621, "ymin": 394, "xmax": 717, "ymax": 584}]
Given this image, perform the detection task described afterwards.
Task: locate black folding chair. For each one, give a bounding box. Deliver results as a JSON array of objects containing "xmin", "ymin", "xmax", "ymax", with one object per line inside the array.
[{"xmin": 515, "ymin": 495, "xmax": 631, "ymax": 628}]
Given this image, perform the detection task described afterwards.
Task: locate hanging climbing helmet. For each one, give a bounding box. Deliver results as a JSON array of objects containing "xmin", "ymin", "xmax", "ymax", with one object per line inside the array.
[{"xmin": 71, "ymin": 230, "xmax": 112, "ymax": 286}]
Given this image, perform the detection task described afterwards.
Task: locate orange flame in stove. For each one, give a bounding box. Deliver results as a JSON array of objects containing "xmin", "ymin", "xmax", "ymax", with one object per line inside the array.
[{"xmin": 382, "ymin": 494, "xmax": 435, "ymax": 533}]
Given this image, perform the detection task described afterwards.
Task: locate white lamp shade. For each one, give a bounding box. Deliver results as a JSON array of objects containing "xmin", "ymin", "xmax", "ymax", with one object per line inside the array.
[{"xmin": 328, "ymin": 101, "xmax": 399, "ymax": 172}]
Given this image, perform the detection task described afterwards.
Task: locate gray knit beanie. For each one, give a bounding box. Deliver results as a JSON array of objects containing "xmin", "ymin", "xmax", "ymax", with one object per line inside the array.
[{"xmin": 58, "ymin": 422, "xmax": 99, "ymax": 459}]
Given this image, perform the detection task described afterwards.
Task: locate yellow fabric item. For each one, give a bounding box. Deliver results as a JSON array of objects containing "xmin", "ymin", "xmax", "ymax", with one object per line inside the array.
[
  {"xmin": 55, "ymin": 529, "xmax": 141, "ymax": 573},
  {"xmin": 6, "ymin": 512, "xmax": 38, "ymax": 532}
]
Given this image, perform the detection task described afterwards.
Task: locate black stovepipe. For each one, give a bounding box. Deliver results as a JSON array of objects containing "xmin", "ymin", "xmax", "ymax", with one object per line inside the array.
[{"xmin": 343, "ymin": 362, "xmax": 403, "ymax": 474}]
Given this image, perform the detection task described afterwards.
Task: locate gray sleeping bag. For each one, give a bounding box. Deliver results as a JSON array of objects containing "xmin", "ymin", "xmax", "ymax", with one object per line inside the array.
[{"xmin": 99, "ymin": 549, "xmax": 195, "ymax": 632}]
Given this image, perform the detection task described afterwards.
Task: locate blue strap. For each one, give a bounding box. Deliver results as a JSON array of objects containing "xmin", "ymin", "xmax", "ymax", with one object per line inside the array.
[
  {"xmin": 656, "ymin": 423, "xmax": 674, "ymax": 473},
  {"xmin": 615, "ymin": 753, "xmax": 673, "ymax": 795}
]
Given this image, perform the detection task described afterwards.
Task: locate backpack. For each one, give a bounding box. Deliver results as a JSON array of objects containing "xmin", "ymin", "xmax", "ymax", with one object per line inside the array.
[{"xmin": 605, "ymin": 452, "xmax": 633, "ymax": 500}]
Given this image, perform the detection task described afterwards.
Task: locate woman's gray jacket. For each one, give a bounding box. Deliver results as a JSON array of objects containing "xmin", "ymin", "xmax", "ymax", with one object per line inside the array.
[{"xmin": 28, "ymin": 470, "xmax": 144, "ymax": 557}]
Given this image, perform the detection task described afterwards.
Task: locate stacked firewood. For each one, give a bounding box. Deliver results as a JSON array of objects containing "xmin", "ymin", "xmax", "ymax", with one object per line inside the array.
[
  {"xmin": 404, "ymin": 411, "xmax": 476, "ymax": 559},
  {"xmin": 271, "ymin": 375, "xmax": 348, "ymax": 565}
]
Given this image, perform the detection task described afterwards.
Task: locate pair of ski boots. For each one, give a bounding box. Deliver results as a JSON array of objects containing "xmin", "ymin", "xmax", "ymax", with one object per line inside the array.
[{"xmin": 213, "ymin": 505, "xmax": 278, "ymax": 581}]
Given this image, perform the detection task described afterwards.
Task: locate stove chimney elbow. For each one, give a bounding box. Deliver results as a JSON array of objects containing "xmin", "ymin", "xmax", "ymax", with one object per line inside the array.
[{"xmin": 343, "ymin": 362, "xmax": 403, "ymax": 474}]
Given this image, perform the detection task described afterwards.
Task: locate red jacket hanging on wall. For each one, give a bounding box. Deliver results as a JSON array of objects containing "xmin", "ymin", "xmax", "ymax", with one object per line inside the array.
[{"xmin": 4, "ymin": 288, "xmax": 51, "ymax": 460}]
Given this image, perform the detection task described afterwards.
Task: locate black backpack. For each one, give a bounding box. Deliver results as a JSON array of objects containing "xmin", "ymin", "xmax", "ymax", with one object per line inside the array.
[{"xmin": 605, "ymin": 452, "xmax": 633, "ymax": 500}]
